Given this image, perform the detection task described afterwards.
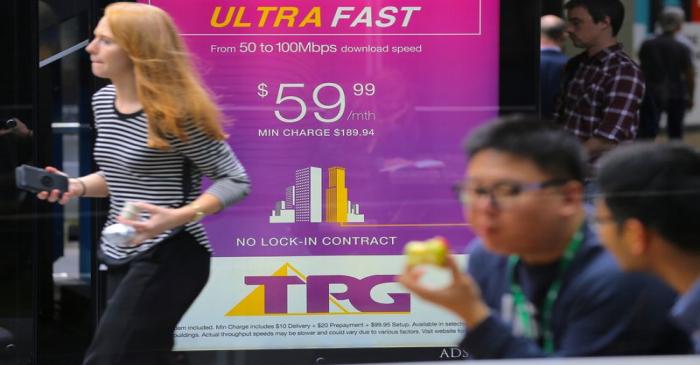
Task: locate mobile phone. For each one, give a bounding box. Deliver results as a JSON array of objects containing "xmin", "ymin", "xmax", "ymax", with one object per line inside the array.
[{"xmin": 15, "ymin": 165, "xmax": 69, "ymax": 194}]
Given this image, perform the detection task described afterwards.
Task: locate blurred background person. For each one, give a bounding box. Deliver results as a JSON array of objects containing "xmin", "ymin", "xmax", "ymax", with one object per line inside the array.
[
  {"xmin": 556, "ymin": 0, "xmax": 644, "ymax": 162},
  {"xmin": 540, "ymin": 15, "xmax": 569, "ymax": 120},
  {"xmin": 597, "ymin": 142, "xmax": 700, "ymax": 353},
  {"xmin": 638, "ymin": 7, "xmax": 695, "ymax": 140}
]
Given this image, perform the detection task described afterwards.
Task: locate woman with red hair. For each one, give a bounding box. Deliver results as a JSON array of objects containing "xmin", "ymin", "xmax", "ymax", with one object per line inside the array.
[{"xmin": 38, "ymin": 3, "xmax": 250, "ymax": 363}]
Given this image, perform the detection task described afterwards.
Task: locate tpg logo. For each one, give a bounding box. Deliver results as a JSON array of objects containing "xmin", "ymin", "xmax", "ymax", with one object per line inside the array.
[{"xmin": 226, "ymin": 263, "xmax": 410, "ymax": 316}]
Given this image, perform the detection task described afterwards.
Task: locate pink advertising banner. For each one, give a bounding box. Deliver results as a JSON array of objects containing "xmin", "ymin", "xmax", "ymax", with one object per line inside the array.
[
  {"xmin": 141, "ymin": 0, "xmax": 501, "ymax": 350},
  {"xmin": 144, "ymin": 0, "xmax": 499, "ymax": 258}
]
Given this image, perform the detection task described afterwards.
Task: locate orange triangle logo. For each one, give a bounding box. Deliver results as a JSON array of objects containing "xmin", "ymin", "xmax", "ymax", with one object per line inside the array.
[{"xmin": 225, "ymin": 264, "xmax": 289, "ymax": 316}]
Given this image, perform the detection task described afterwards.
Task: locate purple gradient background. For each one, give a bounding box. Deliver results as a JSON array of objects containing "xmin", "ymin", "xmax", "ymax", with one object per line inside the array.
[{"xmin": 145, "ymin": 0, "xmax": 500, "ymax": 257}]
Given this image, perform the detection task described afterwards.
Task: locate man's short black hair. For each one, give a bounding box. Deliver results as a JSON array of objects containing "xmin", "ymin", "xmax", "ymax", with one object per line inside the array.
[
  {"xmin": 465, "ymin": 114, "xmax": 587, "ymax": 182},
  {"xmin": 565, "ymin": 0, "xmax": 625, "ymax": 37},
  {"xmin": 599, "ymin": 143, "xmax": 700, "ymax": 254}
]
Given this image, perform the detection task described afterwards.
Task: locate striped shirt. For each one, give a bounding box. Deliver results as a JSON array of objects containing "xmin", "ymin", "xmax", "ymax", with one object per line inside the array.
[
  {"xmin": 555, "ymin": 44, "xmax": 645, "ymax": 142},
  {"xmin": 93, "ymin": 85, "xmax": 250, "ymax": 261}
]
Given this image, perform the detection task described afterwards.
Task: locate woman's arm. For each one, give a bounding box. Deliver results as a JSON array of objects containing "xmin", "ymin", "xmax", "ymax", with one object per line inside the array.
[
  {"xmin": 169, "ymin": 124, "xmax": 251, "ymax": 209},
  {"xmin": 71, "ymin": 172, "xmax": 110, "ymax": 198},
  {"xmin": 38, "ymin": 169, "xmax": 109, "ymax": 204},
  {"xmin": 120, "ymin": 124, "xmax": 250, "ymax": 245}
]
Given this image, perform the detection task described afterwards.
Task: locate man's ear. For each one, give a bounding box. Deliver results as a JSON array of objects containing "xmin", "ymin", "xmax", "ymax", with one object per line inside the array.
[
  {"xmin": 601, "ymin": 15, "xmax": 613, "ymax": 32},
  {"xmin": 622, "ymin": 218, "xmax": 651, "ymax": 256}
]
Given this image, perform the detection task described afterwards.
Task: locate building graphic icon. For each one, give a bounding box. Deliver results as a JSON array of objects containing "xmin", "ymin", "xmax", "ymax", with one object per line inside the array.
[
  {"xmin": 294, "ymin": 167, "xmax": 323, "ymax": 223},
  {"xmin": 270, "ymin": 166, "xmax": 365, "ymax": 224},
  {"xmin": 326, "ymin": 167, "xmax": 348, "ymax": 223}
]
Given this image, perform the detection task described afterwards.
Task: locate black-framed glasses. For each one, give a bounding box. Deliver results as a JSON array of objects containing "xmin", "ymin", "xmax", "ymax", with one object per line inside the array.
[{"xmin": 453, "ymin": 178, "xmax": 570, "ymax": 209}]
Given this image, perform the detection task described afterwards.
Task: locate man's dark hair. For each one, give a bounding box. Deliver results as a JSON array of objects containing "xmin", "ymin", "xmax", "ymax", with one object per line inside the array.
[
  {"xmin": 465, "ymin": 114, "xmax": 587, "ymax": 182},
  {"xmin": 599, "ymin": 143, "xmax": 700, "ymax": 254},
  {"xmin": 565, "ymin": 0, "xmax": 625, "ymax": 36}
]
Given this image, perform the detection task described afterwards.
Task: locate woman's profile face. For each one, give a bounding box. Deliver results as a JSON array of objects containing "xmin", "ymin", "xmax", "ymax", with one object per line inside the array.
[{"xmin": 85, "ymin": 17, "xmax": 133, "ymax": 80}]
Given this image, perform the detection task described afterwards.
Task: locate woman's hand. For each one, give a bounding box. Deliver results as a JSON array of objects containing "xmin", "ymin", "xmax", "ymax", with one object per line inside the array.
[
  {"xmin": 117, "ymin": 202, "xmax": 190, "ymax": 245},
  {"xmin": 36, "ymin": 167, "xmax": 85, "ymax": 205}
]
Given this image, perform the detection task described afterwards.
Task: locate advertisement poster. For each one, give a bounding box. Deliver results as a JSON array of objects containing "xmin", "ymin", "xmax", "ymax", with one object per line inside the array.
[{"xmin": 143, "ymin": 0, "xmax": 500, "ymax": 351}]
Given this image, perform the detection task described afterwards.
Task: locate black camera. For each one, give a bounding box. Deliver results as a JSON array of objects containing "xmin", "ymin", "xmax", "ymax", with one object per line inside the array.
[
  {"xmin": 2, "ymin": 118, "xmax": 18, "ymax": 130},
  {"xmin": 15, "ymin": 165, "xmax": 69, "ymax": 194}
]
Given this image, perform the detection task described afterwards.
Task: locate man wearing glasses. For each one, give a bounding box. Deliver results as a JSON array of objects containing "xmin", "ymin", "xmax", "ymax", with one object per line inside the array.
[
  {"xmin": 399, "ymin": 115, "xmax": 691, "ymax": 358},
  {"xmin": 597, "ymin": 142, "xmax": 700, "ymax": 353}
]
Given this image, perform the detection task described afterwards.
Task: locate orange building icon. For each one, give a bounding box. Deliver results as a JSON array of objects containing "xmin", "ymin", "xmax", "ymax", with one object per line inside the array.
[
  {"xmin": 325, "ymin": 167, "xmax": 348, "ymax": 223},
  {"xmin": 270, "ymin": 166, "xmax": 364, "ymax": 224}
]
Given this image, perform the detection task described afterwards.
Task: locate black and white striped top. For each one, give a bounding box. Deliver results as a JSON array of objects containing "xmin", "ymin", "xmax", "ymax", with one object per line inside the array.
[{"xmin": 93, "ymin": 85, "xmax": 250, "ymax": 261}]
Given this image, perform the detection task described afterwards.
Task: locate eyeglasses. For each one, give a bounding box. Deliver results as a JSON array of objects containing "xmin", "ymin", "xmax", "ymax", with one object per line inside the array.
[{"xmin": 453, "ymin": 178, "xmax": 570, "ymax": 209}]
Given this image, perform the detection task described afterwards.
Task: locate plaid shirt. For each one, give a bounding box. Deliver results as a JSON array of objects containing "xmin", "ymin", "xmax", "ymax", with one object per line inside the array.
[{"xmin": 555, "ymin": 44, "xmax": 645, "ymax": 142}]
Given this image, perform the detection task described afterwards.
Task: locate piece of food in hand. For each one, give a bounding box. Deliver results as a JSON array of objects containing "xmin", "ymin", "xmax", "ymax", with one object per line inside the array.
[
  {"xmin": 404, "ymin": 236, "xmax": 449, "ymax": 267},
  {"xmin": 120, "ymin": 201, "xmax": 141, "ymax": 220},
  {"xmin": 102, "ymin": 202, "xmax": 141, "ymax": 247}
]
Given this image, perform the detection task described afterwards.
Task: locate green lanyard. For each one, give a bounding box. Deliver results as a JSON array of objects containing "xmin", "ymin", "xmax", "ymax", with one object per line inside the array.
[{"xmin": 506, "ymin": 229, "xmax": 584, "ymax": 354}]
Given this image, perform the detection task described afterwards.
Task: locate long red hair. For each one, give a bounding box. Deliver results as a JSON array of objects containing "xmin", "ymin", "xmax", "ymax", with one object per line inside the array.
[{"xmin": 105, "ymin": 2, "xmax": 226, "ymax": 149}]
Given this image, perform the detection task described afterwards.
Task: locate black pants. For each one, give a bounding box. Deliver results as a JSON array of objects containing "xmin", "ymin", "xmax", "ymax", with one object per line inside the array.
[
  {"xmin": 83, "ymin": 231, "xmax": 210, "ymax": 365},
  {"xmin": 639, "ymin": 96, "xmax": 687, "ymax": 140},
  {"xmin": 663, "ymin": 98, "xmax": 687, "ymax": 139}
]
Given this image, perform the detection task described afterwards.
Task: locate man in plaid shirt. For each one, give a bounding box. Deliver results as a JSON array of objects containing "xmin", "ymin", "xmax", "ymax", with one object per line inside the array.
[{"xmin": 556, "ymin": 0, "xmax": 644, "ymax": 162}]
